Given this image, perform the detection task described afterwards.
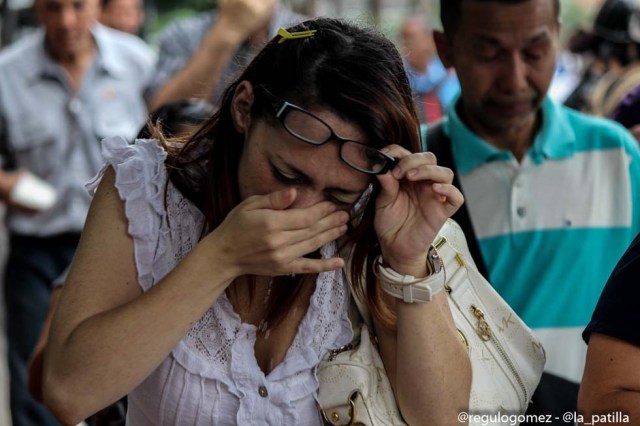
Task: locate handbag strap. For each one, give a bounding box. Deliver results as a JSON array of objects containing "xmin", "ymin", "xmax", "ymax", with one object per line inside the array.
[
  {"xmin": 341, "ymin": 244, "xmax": 374, "ymax": 331},
  {"xmin": 423, "ymin": 122, "xmax": 490, "ymax": 280},
  {"xmin": 350, "ymin": 280, "xmax": 373, "ymax": 331}
]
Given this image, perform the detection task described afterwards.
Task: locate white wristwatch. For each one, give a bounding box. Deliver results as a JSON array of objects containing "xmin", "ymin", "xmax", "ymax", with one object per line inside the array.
[{"xmin": 375, "ymin": 246, "xmax": 445, "ymax": 303}]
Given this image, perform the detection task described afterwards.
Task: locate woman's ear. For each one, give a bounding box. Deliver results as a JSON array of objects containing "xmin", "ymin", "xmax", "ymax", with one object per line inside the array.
[{"xmin": 231, "ymin": 81, "xmax": 255, "ymax": 133}]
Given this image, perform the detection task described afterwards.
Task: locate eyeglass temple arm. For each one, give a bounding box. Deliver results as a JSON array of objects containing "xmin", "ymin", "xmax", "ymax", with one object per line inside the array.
[
  {"xmin": 256, "ymin": 85, "xmax": 286, "ymax": 115},
  {"xmin": 377, "ymin": 156, "xmax": 398, "ymax": 174}
]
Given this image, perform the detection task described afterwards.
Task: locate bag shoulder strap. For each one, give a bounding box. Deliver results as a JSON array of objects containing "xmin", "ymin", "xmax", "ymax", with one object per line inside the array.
[
  {"xmin": 424, "ymin": 122, "xmax": 490, "ymax": 280},
  {"xmin": 341, "ymin": 245, "xmax": 374, "ymax": 331}
]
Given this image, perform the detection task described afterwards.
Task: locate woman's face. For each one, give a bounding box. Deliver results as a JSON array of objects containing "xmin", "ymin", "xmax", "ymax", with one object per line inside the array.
[{"xmin": 237, "ymin": 107, "xmax": 373, "ymax": 213}]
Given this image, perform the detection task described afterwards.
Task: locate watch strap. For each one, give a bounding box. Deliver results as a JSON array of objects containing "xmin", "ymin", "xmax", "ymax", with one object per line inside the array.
[{"xmin": 375, "ymin": 247, "xmax": 446, "ymax": 303}]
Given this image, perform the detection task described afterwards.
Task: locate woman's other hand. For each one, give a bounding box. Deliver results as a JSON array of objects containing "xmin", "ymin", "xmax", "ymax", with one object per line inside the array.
[{"xmin": 374, "ymin": 146, "xmax": 463, "ymax": 273}]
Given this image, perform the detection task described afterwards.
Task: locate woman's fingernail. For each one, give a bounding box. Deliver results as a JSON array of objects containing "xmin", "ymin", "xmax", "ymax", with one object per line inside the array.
[
  {"xmin": 407, "ymin": 169, "xmax": 417, "ymax": 178},
  {"xmin": 392, "ymin": 167, "xmax": 402, "ymax": 178}
]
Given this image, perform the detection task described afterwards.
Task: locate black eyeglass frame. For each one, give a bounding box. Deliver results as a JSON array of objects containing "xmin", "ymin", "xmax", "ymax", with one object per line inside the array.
[{"xmin": 257, "ymin": 87, "xmax": 397, "ymax": 175}]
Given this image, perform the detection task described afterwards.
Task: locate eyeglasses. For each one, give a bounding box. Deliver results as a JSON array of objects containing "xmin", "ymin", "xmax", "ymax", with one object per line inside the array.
[{"xmin": 258, "ymin": 87, "xmax": 397, "ymax": 175}]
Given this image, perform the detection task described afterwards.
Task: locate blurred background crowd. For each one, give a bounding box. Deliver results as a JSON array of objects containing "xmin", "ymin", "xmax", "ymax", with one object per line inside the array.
[
  {"xmin": 0, "ymin": 0, "xmax": 615, "ymax": 52},
  {"xmin": 1, "ymin": 0, "xmax": 640, "ymax": 425},
  {"xmin": 2, "ymin": 0, "xmax": 625, "ymax": 122}
]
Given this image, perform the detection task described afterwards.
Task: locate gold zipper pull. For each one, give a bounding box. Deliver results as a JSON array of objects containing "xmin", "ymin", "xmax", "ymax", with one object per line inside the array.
[{"xmin": 471, "ymin": 305, "xmax": 493, "ymax": 341}]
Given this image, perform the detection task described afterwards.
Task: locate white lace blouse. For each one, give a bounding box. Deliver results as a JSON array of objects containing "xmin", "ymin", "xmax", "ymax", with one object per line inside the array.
[{"xmin": 86, "ymin": 137, "xmax": 354, "ymax": 425}]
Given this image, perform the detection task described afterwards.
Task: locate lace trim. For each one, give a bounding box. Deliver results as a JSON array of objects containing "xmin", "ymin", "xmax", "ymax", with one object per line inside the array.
[
  {"xmin": 94, "ymin": 137, "xmax": 353, "ymax": 407},
  {"xmin": 87, "ymin": 137, "xmax": 170, "ymax": 291},
  {"xmin": 173, "ymin": 242, "xmax": 353, "ymax": 384}
]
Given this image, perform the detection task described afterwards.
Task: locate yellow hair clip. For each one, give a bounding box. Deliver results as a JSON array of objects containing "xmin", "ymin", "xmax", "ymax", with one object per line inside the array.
[{"xmin": 277, "ymin": 27, "xmax": 317, "ymax": 44}]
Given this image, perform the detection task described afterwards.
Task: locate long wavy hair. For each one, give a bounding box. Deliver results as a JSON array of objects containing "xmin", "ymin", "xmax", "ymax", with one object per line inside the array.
[{"xmin": 164, "ymin": 17, "xmax": 421, "ymax": 330}]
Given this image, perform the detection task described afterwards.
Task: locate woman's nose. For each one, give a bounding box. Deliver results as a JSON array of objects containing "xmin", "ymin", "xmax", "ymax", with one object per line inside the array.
[{"xmin": 290, "ymin": 188, "xmax": 325, "ymax": 209}]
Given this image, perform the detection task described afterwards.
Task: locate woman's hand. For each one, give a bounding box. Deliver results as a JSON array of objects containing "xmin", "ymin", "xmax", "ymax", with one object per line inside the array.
[
  {"xmin": 204, "ymin": 188, "xmax": 350, "ymax": 278},
  {"xmin": 374, "ymin": 146, "xmax": 463, "ymax": 273}
]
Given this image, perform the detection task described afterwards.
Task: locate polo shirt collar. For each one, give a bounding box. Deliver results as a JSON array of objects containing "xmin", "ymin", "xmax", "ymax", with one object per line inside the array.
[
  {"xmin": 209, "ymin": 7, "xmax": 302, "ymax": 41},
  {"xmin": 27, "ymin": 29, "xmax": 57, "ymax": 82},
  {"xmin": 445, "ymin": 96, "xmax": 510, "ymax": 175},
  {"xmin": 445, "ymin": 96, "xmax": 577, "ymax": 175},
  {"xmin": 529, "ymin": 97, "xmax": 576, "ymax": 163},
  {"xmin": 91, "ymin": 23, "xmax": 128, "ymax": 78}
]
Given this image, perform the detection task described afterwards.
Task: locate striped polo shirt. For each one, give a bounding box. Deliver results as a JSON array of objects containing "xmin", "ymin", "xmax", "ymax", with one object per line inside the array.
[{"xmin": 441, "ymin": 97, "xmax": 640, "ymax": 383}]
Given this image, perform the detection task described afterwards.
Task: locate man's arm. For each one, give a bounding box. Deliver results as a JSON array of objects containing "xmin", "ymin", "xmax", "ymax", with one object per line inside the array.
[
  {"xmin": 0, "ymin": 115, "xmax": 55, "ymax": 211},
  {"xmin": 0, "ymin": 113, "xmax": 20, "ymax": 204},
  {"xmin": 578, "ymin": 233, "xmax": 640, "ymax": 425},
  {"xmin": 148, "ymin": 0, "xmax": 276, "ymax": 112},
  {"xmin": 578, "ymin": 333, "xmax": 640, "ymax": 425},
  {"xmin": 0, "ymin": 169, "xmax": 25, "ymax": 204}
]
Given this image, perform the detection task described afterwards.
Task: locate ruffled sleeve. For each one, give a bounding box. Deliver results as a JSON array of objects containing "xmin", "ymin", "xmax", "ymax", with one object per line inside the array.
[{"xmin": 86, "ymin": 136, "xmax": 169, "ymax": 292}]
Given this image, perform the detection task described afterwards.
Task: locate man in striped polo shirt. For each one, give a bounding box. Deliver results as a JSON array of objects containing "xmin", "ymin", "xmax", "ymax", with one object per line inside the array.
[{"xmin": 432, "ymin": 0, "xmax": 640, "ymax": 420}]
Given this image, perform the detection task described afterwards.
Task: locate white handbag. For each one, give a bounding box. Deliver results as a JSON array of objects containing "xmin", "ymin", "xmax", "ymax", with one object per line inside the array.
[{"xmin": 316, "ymin": 219, "xmax": 546, "ymax": 426}]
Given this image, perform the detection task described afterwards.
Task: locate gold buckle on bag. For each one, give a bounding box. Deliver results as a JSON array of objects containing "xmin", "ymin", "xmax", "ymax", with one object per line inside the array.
[{"xmin": 320, "ymin": 391, "xmax": 360, "ymax": 425}]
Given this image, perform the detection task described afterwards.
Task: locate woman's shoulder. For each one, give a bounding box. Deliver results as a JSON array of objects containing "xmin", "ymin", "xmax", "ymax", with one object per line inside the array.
[
  {"xmin": 101, "ymin": 136, "xmax": 167, "ymax": 164},
  {"xmin": 86, "ymin": 137, "xmax": 166, "ymax": 196},
  {"xmin": 95, "ymin": 136, "xmax": 170, "ymax": 219},
  {"xmin": 94, "ymin": 137, "xmax": 205, "ymax": 292}
]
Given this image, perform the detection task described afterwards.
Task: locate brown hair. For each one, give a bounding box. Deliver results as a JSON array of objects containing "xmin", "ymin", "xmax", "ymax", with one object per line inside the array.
[{"xmin": 164, "ymin": 17, "xmax": 421, "ymax": 330}]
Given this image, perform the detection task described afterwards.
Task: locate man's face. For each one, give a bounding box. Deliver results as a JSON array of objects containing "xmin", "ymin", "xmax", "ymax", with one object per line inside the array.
[
  {"xmin": 99, "ymin": 0, "xmax": 144, "ymax": 34},
  {"xmin": 36, "ymin": 0, "xmax": 100, "ymax": 60},
  {"xmin": 436, "ymin": 0, "xmax": 559, "ymax": 136}
]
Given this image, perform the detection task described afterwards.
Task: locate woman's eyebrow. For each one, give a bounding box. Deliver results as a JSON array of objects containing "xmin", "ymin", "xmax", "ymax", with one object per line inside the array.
[
  {"xmin": 327, "ymin": 186, "xmax": 363, "ymax": 197},
  {"xmin": 280, "ymin": 160, "xmax": 364, "ymax": 196}
]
